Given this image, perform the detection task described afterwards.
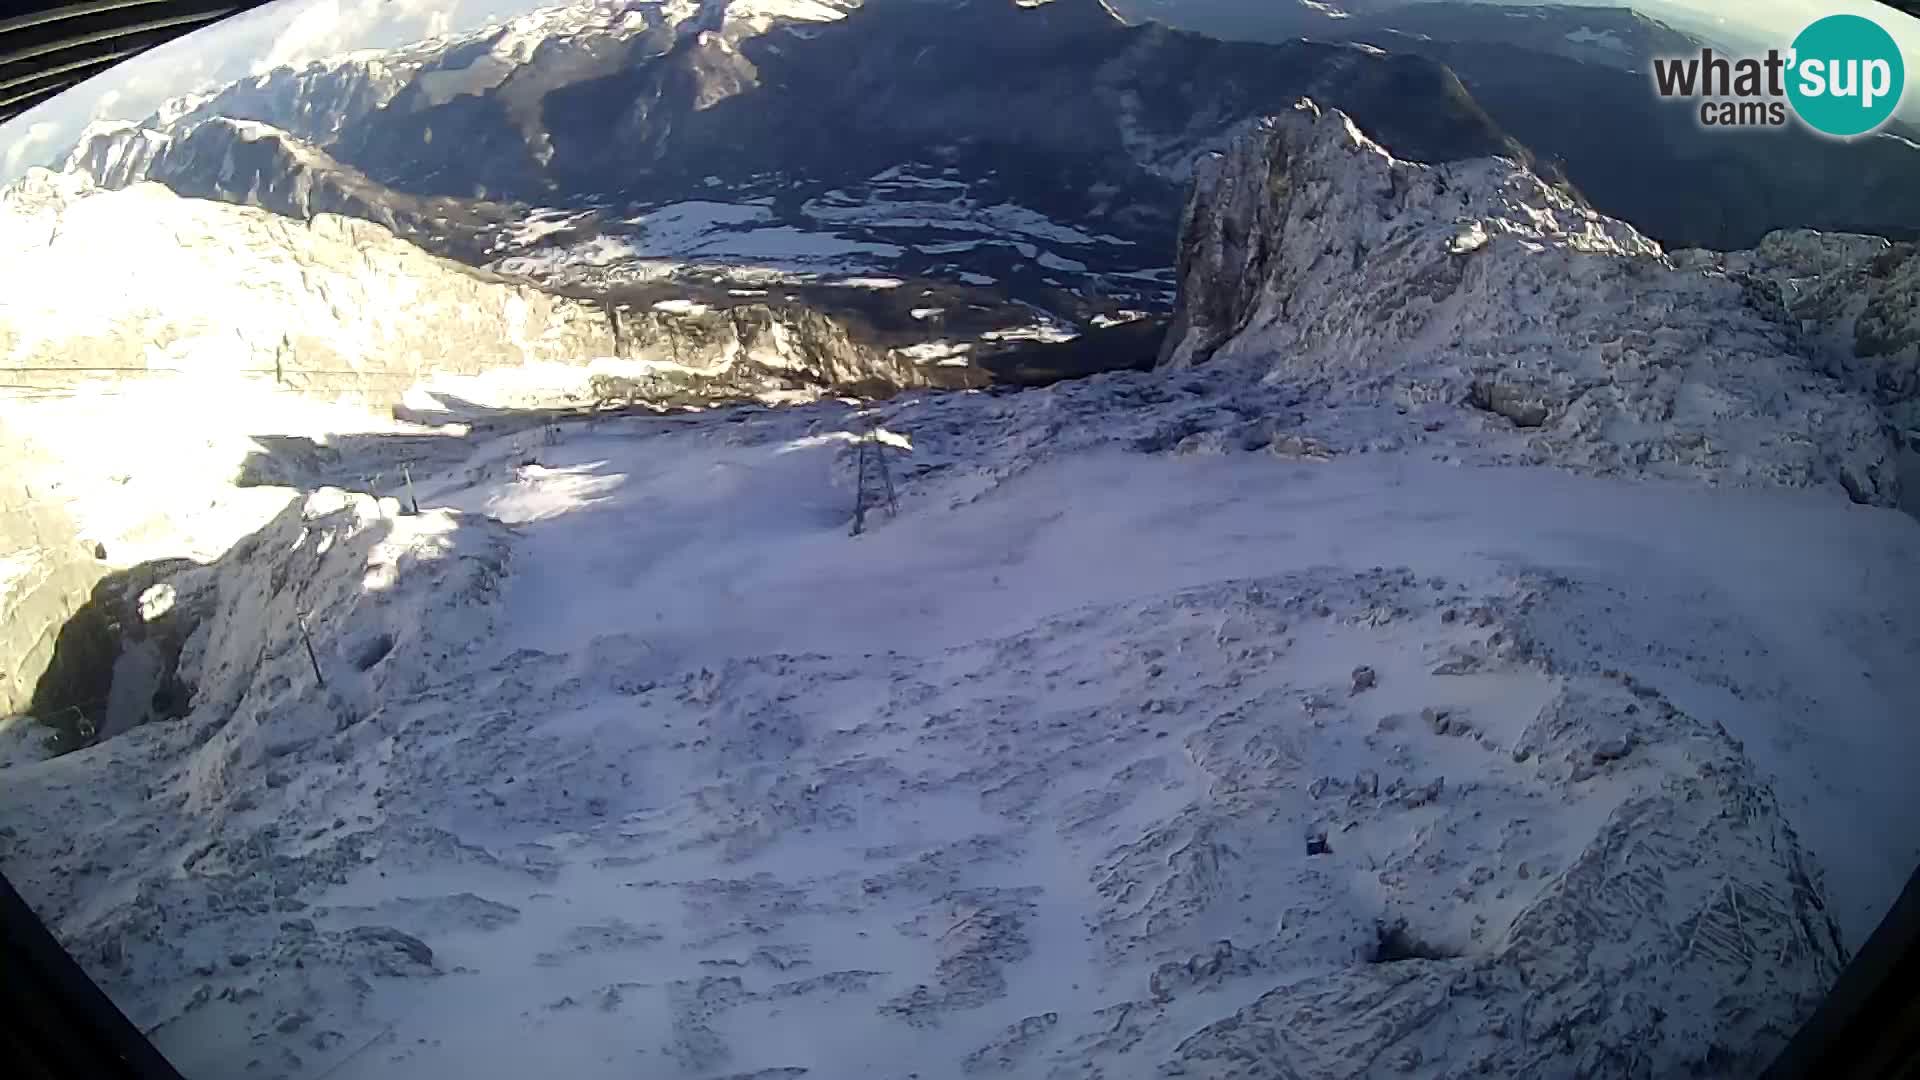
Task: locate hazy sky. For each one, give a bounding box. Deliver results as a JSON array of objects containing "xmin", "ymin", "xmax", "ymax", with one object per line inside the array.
[
  {"xmin": 1, "ymin": 0, "xmax": 1915, "ymax": 181},
  {"xmin": 0, "ymin": 0, "xmax": 536, "ymax": 179},
  {"xmin": 1642, "ymin": 0, "xmax": 1920, "ymax": 52}
]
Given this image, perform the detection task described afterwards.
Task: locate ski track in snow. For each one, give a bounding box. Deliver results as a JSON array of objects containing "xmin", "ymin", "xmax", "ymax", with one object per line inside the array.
[{"xmin": 2, "ymin": 386, "xmax": 1917, "ymax": 1079}]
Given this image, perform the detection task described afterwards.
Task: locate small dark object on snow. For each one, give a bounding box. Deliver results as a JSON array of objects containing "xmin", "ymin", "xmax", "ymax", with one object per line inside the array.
[
  {"xmin": 92, "ymin": 541, "xmax": 107, "ymax": 560},
  {"xmin": 1368, "ymin": 920, "xmax": 1460, "ymax": 963},
  {"xmin": 351, "ymin": 632, "xmax": 395, "ymax": 672},
  {"xmin": 228, "ymin": 952, "xmax": 251, "ymax": 968},
  {"xmin": 296, "ymin": 611, "xmax": 326, "ymax": 687},
  {"xmin": 1306, "ymin": 831, "xmax": 1333, "ymax": 856},
  {"xmin": 1350, "ymin": 666, "xmax": 1378, "ymax": 695}
]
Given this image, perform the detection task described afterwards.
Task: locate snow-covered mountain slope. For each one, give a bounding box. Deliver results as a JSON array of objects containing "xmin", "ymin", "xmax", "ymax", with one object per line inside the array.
[
  {"xmin": 38, "ymin": 116, "xmax": 1140, "ymax": 376},
  {"xmin": 4, "ymin": 90, "xmax": 1917, "ymax": 1080},
  {"xmin": 0, "ymin": 168, "xmax": 609, "ymax": 381},
  {"xmin": 0, "ymin": 168, "xmax": 989, "ymax": 403},
  {"xmin": 3, "ymin": 375, "xmax": 1917, "ymax": 1079},
  {"xmin": 1159, "ymin": 101, "xmax": 1901, "ymax": 507}
]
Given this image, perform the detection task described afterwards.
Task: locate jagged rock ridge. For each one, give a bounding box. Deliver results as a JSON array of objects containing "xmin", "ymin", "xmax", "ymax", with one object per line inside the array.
[{"xmin": 1159, "ymin": 99, "xmax": 1902, "ymax": 506}]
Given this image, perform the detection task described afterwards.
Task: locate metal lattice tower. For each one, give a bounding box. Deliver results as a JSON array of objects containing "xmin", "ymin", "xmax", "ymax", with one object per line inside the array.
[{"xmin": 849, "ymin": 412, "xmax": 899, "ymax": 536}]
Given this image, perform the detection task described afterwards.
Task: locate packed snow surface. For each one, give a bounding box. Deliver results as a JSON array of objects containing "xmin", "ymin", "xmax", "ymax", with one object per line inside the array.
[{"xmin": 3, "ymin": 368, "xmax": 1917, "ymax": 1080}]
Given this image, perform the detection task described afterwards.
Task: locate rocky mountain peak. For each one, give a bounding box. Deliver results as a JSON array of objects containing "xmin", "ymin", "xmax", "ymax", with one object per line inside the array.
[
  {"xmin": 1160, "ymin": 98, "xmax": 1652, "ymax": 370},
  {"xmin": 1160, "ymin": 98, "xmax": 1902, "ymax": 506}
]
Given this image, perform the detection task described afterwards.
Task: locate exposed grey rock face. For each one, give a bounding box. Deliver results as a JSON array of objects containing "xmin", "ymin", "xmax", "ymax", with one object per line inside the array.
[{"xmin": 1160, "ymin": 99, "xmax": 1901, "ymax": 506}]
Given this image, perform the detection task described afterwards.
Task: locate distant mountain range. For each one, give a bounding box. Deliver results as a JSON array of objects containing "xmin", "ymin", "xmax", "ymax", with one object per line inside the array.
[
  {"xmin": 42, "ymin": 0, "xmax": 1920, "ymax": 351},
  {"xmin": 55, "ymin": 0, "xmax": 1556, "ymax": 369},
  {"xmin": 1108, "ymin": 0, "xmax": 1920, "ymax": 248}
]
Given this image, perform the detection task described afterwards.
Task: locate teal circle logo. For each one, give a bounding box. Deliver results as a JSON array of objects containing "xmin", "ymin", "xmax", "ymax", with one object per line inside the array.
[{"xmin": 1786, "ymin": 14, "xmax": 1906, "ymax": 138}]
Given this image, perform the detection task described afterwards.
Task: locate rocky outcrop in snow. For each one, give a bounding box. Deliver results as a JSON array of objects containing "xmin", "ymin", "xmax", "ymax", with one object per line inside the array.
[
  {"xmin": 1160, "ymin": 99, "xmax": 1901, "ymax": 506},
  {"xmin": 0, "ymin": 488, "xmax": 511, "ymax": 1061},
  {"xmin": 1674, "ymin": 230, "xmax": 1920, "ymax": 436}
]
